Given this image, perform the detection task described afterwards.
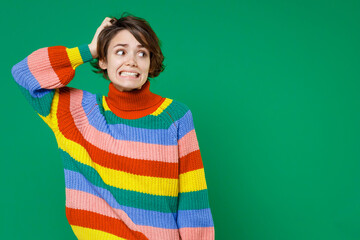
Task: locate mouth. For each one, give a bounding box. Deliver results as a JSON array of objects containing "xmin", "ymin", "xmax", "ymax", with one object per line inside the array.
[{"xmin": 119, "ymin": 71, "xmax": 140, "ymax": 79}]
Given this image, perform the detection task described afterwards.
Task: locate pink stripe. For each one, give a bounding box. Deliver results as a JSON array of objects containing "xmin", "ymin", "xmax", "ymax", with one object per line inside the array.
[
  {"xmin": 66, "ymin": 188, "xmax": 140, "ymax": 230},
  {"xmin": 137, "ymin": 225, "xmax": 180, "ymax": 240},
  {"xmin": 178, "ymin": 129, "xmax": 199, "ymax": 158},
  {"xmin": 179, "ymin": 227, "xmax": 215, "ymax": 240},
  {"xmin": 27, "ymin": 47, "xmax": 65, "ymax": 89},
  {"xmin": 65, "ymin": 188, "xmax": 180, "ymax": 239},
  {"xmin": 67, "ymin": 89, "xmax": 179, "ymax": 163}
]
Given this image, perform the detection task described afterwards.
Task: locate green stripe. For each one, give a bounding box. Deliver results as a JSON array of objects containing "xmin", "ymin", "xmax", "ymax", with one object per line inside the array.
[
  {"xmin": 60, "ymin": 148, "xmax": 179, "ymax": 213},
  {"xmin": 95, "ymin": 95, "xmax": 170, "ymax": 128},
  {"xmin": 165, "ymin": 100, "xmax": 190, "ymax": 122},
  {"xmin": 78, "ymin": 44, "xmax": 93, "ymax": 63},
  {"xmin": 96, "ymin": 95, "xmax": 190, "ymax": 128},
  {"xmin": 178, "ymin": 190, "xmax": 211, "ymax": 210},
  {"xmin": 18, "ymin": 84, "xmax": 55, "ymax": 118}
]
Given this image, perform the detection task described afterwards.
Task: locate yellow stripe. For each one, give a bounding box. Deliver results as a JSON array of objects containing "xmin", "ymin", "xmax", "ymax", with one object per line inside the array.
[
  {"xmin": 70, "ymin": 225, "xmax": 126, "ymax": 240},
  {"xmin": 103, "ymin": 96, "xmax": 173, "ymax": 116},
  {"xmin": 66, "ymin": 47, "xmax": 84, "ymax": 69},
  {"xmin": 40, "ymin": 91, "xmax": 178, "ymax": 197},
  {"xmin": 151, "ymin": 98, "xmax": 173, "ymax": 116},
  {"xmin": 59, "ymin": 131, "xmax": 178, "ymax": 196},
  {"xmin": 179, "ymin": 168, "xmax": 207, "ymax": 193},
  {"xmin": 38, "ymin": 89, "xmax": 60, "ymax": 133},
  {"xmin": 102, "ymin": 95, "xmax": 111, "ymax": 111}
]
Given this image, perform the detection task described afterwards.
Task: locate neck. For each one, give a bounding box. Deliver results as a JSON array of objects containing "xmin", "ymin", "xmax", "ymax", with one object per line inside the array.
[{"xmin": 105, "ymin": 80, "xmax": 165, "ymax": 119}]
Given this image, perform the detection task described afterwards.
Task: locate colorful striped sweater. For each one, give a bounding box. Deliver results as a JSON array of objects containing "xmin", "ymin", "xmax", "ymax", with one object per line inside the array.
[{"xmin": 11, "ymin": 44, "xmax": 215, "ymax": 240}]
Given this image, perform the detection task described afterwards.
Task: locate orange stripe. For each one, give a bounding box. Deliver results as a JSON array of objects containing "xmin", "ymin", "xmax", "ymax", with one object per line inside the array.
[
  {"xmin": 179, "ymin": 149, "xmax": 204, "ymax": 174},
  {"xmin": 56, "ymin": 88, "xmax": 178, "ymax": 178},
  {"xmin": 66, "ymin": 207, "xmax": 148, "ymax": 240},
  {"xmin": 48, "ymin": 46, "xmax": 74, "ymax": 85}
]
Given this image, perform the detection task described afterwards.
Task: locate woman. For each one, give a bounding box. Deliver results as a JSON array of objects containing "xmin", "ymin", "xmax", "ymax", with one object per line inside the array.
[{"xmin": 11, "ymin": 13, "xmax": 214, "ymax": 240}]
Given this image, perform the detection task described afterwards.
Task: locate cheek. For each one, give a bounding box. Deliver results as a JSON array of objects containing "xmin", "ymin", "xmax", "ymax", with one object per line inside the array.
[
  {"xmin": 108, "ymin": 58, "xmax": 122, "ymax": 70},
  {"xmin": 141, "ymin": 60, "xmax": 151, "ymax": 72}
]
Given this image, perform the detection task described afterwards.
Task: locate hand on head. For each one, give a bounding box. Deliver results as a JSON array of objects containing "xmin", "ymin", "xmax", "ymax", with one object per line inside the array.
[{"xmin": 88, "ymin": 17, "xmax": 115, "ymax": 59}]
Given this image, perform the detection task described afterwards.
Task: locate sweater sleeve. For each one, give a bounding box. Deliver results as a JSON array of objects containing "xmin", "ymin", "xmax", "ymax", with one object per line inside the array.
[
  {"xmin": 11, "ymin": 44, "xmax": 93, "ymax": 131},
  {"xmin": 176, "ymin": 108, "xmax": 215, "ymax": 239}
]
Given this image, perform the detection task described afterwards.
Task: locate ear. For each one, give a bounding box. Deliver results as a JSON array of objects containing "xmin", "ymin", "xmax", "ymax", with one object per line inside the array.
[{"xmin": 99, "ymin": 58, "xmax": 108, "ymax": 70}]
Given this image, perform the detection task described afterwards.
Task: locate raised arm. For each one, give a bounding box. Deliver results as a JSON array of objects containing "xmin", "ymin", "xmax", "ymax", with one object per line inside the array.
[
  {"xmin": 10, "ymin": 17, "xmax": 113, "ymax": 131},
  {"xmin": 11, "ymin": 44, "xmax": 93, "ymax": 130},
  {"xmin": 176, "ymin": 108, "xmax": 215, "ymax": 239}
]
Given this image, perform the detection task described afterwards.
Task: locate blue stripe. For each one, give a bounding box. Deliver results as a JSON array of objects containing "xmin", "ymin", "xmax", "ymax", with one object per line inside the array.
[
  {"xmin": 64, "ymin": 169, "xmax": 179, "ymax": 229},
  {"xmin": 79, "ymin": 91, "xmax": 177, "ymax": 145},
  {"xmin": 11, "ymin": 57, "xmax": 52, "ymax": 98},
  {"xmin": 177, "ymin": 208, "xmax": 214, "ymax": 228},
  {"xmin": 176, "ymin": 110, "xmax": 194, "ymax": 140}
]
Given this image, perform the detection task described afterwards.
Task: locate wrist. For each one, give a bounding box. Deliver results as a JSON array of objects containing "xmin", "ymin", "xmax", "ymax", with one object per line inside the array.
[
  {"xmin": 66, "ymin": 44, "xmax": 93, "ymax": 68},
  {"xmin": 88, "ymin": 44, "xmax": 97, "ymax": 59}
]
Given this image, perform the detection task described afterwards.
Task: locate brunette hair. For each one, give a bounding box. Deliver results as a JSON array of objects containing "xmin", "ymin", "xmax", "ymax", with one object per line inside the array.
[{"xmin": 90, "ymin": 12, "xmax": 165, "ymax": 81}]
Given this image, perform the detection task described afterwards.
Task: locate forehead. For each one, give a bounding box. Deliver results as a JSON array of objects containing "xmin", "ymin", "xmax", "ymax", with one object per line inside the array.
[{"xmin": 109, "ymin": 29, "xmax": 146, "ymax": 48}]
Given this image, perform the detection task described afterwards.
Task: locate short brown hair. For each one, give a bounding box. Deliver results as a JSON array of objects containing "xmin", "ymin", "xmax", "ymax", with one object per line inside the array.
[{"xmin": 90, "ymin": 12, "xmax": 165, "ymax": 81}]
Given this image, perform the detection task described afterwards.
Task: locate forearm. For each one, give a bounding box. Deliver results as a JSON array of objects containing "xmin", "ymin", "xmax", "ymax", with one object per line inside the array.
[
  {"xmin": 11, "ymin": 44, "xmax": 93, "ymax": 94},
  {"xmin": 10, "ymin": 44, "xmax": 93, "ymax": 130}
]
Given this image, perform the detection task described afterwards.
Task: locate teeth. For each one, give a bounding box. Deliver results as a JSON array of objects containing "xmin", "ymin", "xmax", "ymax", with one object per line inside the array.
[{"xmin": 121, "ymin": 71, "xmax": 139, "ymax": 77}]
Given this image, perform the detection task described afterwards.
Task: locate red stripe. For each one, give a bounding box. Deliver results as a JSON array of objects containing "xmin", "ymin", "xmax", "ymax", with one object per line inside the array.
[
  {"xmin": 48, "ymin": 46, "xmax": 74, "ymax": 86},
  {"xmin": 66, "ymin": 207, "xmax": 148, "ymax": 240},
  {"xmin": 56, "ymin": 88, "xmax": 179, "ymax": 178},
  {"xmin": 179, "ymin": 149, "xmax": 204, "ymax": 174}
]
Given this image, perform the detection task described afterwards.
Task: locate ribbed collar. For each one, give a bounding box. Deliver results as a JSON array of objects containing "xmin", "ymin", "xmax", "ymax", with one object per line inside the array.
[{"xmin": 105, "ymin": 80, "xmax": 165, "ymax": 118}]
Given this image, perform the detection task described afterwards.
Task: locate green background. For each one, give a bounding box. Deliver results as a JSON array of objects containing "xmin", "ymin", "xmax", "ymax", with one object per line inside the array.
[{"xmin": 1, "ymin": 0, "xmax": 359, "ymax": 239}]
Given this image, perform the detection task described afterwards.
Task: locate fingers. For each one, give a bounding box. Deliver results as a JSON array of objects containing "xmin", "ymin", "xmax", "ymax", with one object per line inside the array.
[
  {"xmin": 94, "ymin": 17, "xmax": 114, "ymax": 35},
  {"xmin": 101, "ymin": 17, "xmax": 114, "ymax": 28},
  {"xmin": 102, "ymin": 17, "xmax": 111, "ymax": 24}
]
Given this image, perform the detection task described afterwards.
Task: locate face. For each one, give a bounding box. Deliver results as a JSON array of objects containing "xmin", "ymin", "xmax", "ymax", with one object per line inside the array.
[{"xmin": 99, "ymin": 30, "xmax": 150, "ymax": 92}]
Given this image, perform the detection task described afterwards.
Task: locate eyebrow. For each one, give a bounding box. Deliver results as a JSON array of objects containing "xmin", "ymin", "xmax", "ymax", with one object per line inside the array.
[{"xmin": 113, "ymin": 43, "xmax": 146, "ymax": 49}]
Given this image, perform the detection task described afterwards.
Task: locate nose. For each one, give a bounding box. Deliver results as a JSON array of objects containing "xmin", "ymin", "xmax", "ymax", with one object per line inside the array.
[{"xmin": 125, "ymin": 53, "xmax": 137, "ymax": 66}]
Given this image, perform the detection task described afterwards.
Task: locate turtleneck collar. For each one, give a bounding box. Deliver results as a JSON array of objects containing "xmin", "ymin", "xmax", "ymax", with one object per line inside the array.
[{"xmin": 105, "ymin": 80, "xmax": 165, "ymax": 119}]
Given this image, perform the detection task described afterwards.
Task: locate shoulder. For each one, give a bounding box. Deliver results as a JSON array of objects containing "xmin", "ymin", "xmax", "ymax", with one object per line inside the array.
[
  {"xmin": 164, "ymin": 98, "xmax": 194, "ymax": 123},
  {"xmin": 58, "ymin": 87, "xmax": 99, "ymax": 113}
]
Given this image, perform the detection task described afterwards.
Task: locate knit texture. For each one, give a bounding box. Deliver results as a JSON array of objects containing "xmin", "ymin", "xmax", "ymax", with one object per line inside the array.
[{"xmin": 11, "ymin": 44, "xmax": 215, "ymax": 240}]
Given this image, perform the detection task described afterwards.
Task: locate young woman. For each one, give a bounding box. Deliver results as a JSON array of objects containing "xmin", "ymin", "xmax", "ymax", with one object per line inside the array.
[{"xmin": 11, "ymin": 13, "xmax": 214, "ymax": 240}]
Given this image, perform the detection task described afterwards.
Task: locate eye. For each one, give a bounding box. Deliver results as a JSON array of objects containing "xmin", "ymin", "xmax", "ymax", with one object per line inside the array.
[
  {"xmin": 116, "ymin": 49, "xmax": 147, "ymax": 57},
  {"xmin": 116, "ymin": 50, "xmax": 124, "ymax": 55},
  {"xmin": 139, "ymin": 51, "xmax": 147, "ymax": 57}
]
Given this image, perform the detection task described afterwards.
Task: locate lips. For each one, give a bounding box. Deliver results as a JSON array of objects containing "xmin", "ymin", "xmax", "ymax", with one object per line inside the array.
[
  {"xmin": 119, "ymin": 71, "xmax": 140, "ymax": 78},
  {"xmin": 119, "ymin": 69, "xmax": 140, "ymax": 77},
  {"xmin": 120, "ymin": 69, "xmax": 140, "ymax": 73}
]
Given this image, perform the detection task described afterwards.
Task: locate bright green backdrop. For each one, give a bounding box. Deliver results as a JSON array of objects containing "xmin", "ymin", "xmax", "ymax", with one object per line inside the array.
[{"xmin": 1, "ymin": 0, "xmax": 359, "ymax": 239}]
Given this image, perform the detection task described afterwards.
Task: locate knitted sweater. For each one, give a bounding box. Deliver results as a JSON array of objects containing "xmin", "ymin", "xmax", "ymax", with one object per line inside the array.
[{"xmin": 11, "ymin": 44, "xmax": 215, "ymax": 240}]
